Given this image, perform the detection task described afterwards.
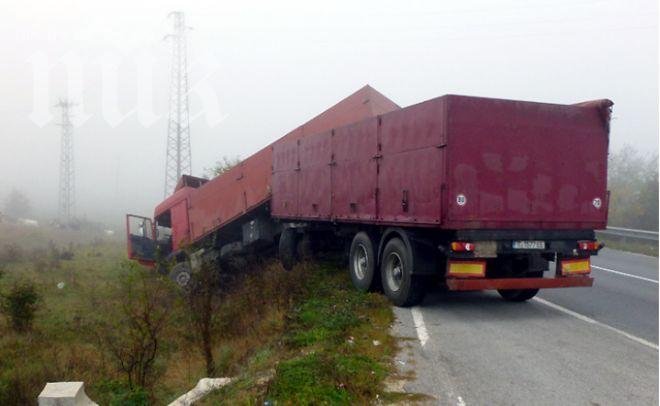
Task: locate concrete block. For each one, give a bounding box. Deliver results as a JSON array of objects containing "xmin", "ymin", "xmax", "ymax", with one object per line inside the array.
[
  {"xmin": 169, "ymin": 377, "xmax": 232, "ymax": 405},
  {"xmin": 38, "ymin": 382, "xmax": 98, "ymax": 406}
]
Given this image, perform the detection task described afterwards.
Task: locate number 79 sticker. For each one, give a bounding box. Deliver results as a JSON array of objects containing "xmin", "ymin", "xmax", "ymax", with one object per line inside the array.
[{"xmin": 592, "ymin": 197, "xmax": 602, "ymax": 209}]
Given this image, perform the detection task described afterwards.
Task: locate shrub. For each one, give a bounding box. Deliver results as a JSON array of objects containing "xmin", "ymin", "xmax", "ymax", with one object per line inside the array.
[
  {"xmin": 0, "ymin": 370, "xmax": 35, "ymax": 405},
  {"xmin": 1, "ymin": 281, "xmax": 40, "ymax": 333},
  {"xmin": 93, "ymin": 264, "xmax": 176, "ymax": 390},
  {"xmin": 0, "ymin": 350, "xmax": 59, "ymax": 406}
]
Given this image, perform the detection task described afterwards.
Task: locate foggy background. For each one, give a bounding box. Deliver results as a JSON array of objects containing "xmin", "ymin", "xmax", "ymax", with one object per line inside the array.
[{"xmin": 0, "ymin": 0, "xmax": 657, "ymax": 228}]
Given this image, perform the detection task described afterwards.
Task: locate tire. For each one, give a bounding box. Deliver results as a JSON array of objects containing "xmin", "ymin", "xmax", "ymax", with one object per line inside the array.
[
  {"xmin": 497, "ymin": 271, "xmax": 542, "ymax": 302},
  {"xmin": 380, "ymin": 238, "xmax": 425, "ymax": 307},
  {"xmin": 169, "ymin": 261, "xmax": 192, "ymax": 289},
  {"xmin": 279, "ymin": 228, "xmax": 298, "ymax": 271},
  {"xmin": 497, "ymin": 288, "xmax": 539, "ymax": 302},
  {"xmin": 349, "ymin": 232, "xmax": 377, "ymax": 292}
]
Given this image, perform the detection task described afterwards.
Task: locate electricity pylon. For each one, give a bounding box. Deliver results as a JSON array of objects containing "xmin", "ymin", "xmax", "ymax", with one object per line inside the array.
[
  {"xmin": 164, "ymin": 11, "xmax": 192, "ymax": 196},
  {"xmin": 56, "ymin": 99, "xmax": 75, "ymax": 222}
]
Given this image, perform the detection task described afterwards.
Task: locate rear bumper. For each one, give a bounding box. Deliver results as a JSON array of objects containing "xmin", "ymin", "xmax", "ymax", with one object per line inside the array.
[{"xmin": 446, "ymin": 276, "xmax": 594, "ymax": 291}]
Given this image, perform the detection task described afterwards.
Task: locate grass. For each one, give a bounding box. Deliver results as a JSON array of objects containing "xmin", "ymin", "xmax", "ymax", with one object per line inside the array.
[
  {"xmin": 0, "ymin": 223, "xmax": 400, "ymax": 405},
  {"xmin": 0, "ymin": 224, "xmax": 136, "ymax": 404},
  {"xmin": 202, "ymin": 262, "xmax": 398, "ymax": 404},
  {"xmin": 267, "ymin": 267, "xmax": 393, "ymax": 404}
]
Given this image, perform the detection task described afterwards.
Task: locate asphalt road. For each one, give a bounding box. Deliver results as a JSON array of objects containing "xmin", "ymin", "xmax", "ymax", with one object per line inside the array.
[{"xmin": 392, "ymin": 248, "xmax": 659, "ymax": 405}]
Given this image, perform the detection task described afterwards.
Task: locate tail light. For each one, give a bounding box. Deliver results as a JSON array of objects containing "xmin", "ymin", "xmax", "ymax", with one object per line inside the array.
[
  {"xmin": 451, "ymin": 242, "xmax": 475, "ymax": 252},
  {"xmin": 577, "ymin": 240, "xmax": 602, "ymax": 251}
]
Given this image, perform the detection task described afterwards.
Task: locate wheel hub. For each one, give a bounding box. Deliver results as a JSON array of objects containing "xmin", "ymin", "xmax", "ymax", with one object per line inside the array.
[
  {"xmin": 175, "ymin": 270, "xmax": 191, "ymax": 287},
  {"xmin": 385, "ymin": 252, "xmax": 403, "ymax": 292},
  {"xmin": 353, "ymin": 244, "xmax": 368, "ymax": 280}
]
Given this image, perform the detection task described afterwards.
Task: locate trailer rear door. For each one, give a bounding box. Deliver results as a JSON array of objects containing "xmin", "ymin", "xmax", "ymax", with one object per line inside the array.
[{"xmin": 444, "ymin": 96, "xmax": 611, "ymax": 230}]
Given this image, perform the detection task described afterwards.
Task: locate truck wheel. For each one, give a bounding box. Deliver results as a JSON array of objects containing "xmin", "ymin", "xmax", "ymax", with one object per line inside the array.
[
  {"xmin": 279, "ymin": 228, "xmax": 298, "ymax": 271},
  {"xmin": 380, "ymin": 238, "xmax": 425, "ymax": 307},
  {"xmin": 498, "ymin": 288, "xmax": 539, "ymax": 302},
  {"xmin": 349, "ymin": 232, "xmax": 377, "ymax": 292},
  {"xmin": 497, "ymin": 271, "xmax": 542, "ymax": 302},
  {"xmin": 170, "ymin": 261, "xmax": 192, "ymax": 288}
]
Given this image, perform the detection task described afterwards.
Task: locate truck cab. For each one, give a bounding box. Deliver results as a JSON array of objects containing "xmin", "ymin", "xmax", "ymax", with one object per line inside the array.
[{"xmin": 126, "ymin": 176, "xmax": 204, "ymax": 265}]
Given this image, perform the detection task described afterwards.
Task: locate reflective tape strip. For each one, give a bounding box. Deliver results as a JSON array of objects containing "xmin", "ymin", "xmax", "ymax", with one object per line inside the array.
[
  {"xmin": 561, "ymin": 258, "xmax": 591, "ymax": 275},
  {"xmin": 448, "ymin": 261, "xmax": 486, "ymax": 278}
]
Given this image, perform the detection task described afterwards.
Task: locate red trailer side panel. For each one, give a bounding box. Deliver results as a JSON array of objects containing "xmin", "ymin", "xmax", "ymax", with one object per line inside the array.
[
  {"xmin": 273, "ymin": 97, "xmax": 449, "ymax": 224},
  {"xmin": 272, "ymin": 141, "xmax": 299, "ymax": 217},
  {"xmin": 378, "ymin": 98, "xmax": 447, "ymax": 225},
  {"xmin": 281, "ymin": 85, "xmax": 400, "ymax": 143},
  {"xmin": 189, "ymin": 162, "xmax": 246, "ymax": 239},
  {"xmin": 242, "ymin": 147, "xmax": 273, "ymax": 210},
  {"xmin": 331, "ymin": 118, "xmax": 379, "ymax": 221},
  {"xmin": 298, "ymin": 131, "xmax": 332, "ymax": 219}
]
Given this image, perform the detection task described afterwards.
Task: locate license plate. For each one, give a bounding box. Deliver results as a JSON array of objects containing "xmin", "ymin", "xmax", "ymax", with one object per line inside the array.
[{"xmin": 512, "ymin": 240, "xmax": 545, "ymax": 250}]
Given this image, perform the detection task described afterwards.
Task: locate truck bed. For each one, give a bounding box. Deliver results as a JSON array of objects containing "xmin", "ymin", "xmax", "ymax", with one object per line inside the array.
[
  {"xmin": 271, "ymin": 95, "xmax": 611, "ymax": 230},
  {"xmin": 158, "ymin": 85, "xmax": 401, "ymax": 245}
]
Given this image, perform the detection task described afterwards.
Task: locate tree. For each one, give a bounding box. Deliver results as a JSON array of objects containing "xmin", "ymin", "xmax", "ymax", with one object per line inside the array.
[
  {"xmin": 205, "ymin": 156, "xmax": 241, "ymax": 178},
  {"xmin": 608, "ymin": 145, "xmax": 659, "ymax": 231},
  {"xmin": 1, "ymin": 280, "xmax": 40, "ymax": 333},
  {"xmin": 184, "ymin": 263, "xmax": 224, "ymax": 375},
  {"xmin": 637, "ymin": 154, "xmax": 659, "ymax": 229},
  {"xmin": 3, "ymin": 189, "xmax": 31, "ymax": 219}
]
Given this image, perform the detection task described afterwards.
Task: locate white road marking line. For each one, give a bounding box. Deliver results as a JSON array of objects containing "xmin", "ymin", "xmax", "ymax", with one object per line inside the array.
[
  {"xmin": 410, "ymin": 307, "xmax": 429, "ymax": 347},
  {"xmin": 533, "ymin": 297, "xmax": 659, "ymax": 351},
  {"xmin": 591, "ymin": 264, "xmax": 659, "ymax": 284}
]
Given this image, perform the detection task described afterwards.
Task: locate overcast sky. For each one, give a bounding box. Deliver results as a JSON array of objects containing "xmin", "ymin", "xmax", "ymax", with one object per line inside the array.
[{"xmin": 0, "ymin": 0, "xmax": 657, "ymax": 225}]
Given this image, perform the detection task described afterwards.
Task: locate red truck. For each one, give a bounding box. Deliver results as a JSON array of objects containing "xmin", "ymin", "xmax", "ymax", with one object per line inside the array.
[{"xmin": 127, "ymin": 85, "xmax": 611, "ymax": 306}]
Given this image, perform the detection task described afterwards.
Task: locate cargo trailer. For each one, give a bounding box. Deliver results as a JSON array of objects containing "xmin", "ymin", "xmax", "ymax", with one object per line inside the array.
[{"xmin": 127, "ymin": 85, "xmax": 611, "ymax": 306}]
